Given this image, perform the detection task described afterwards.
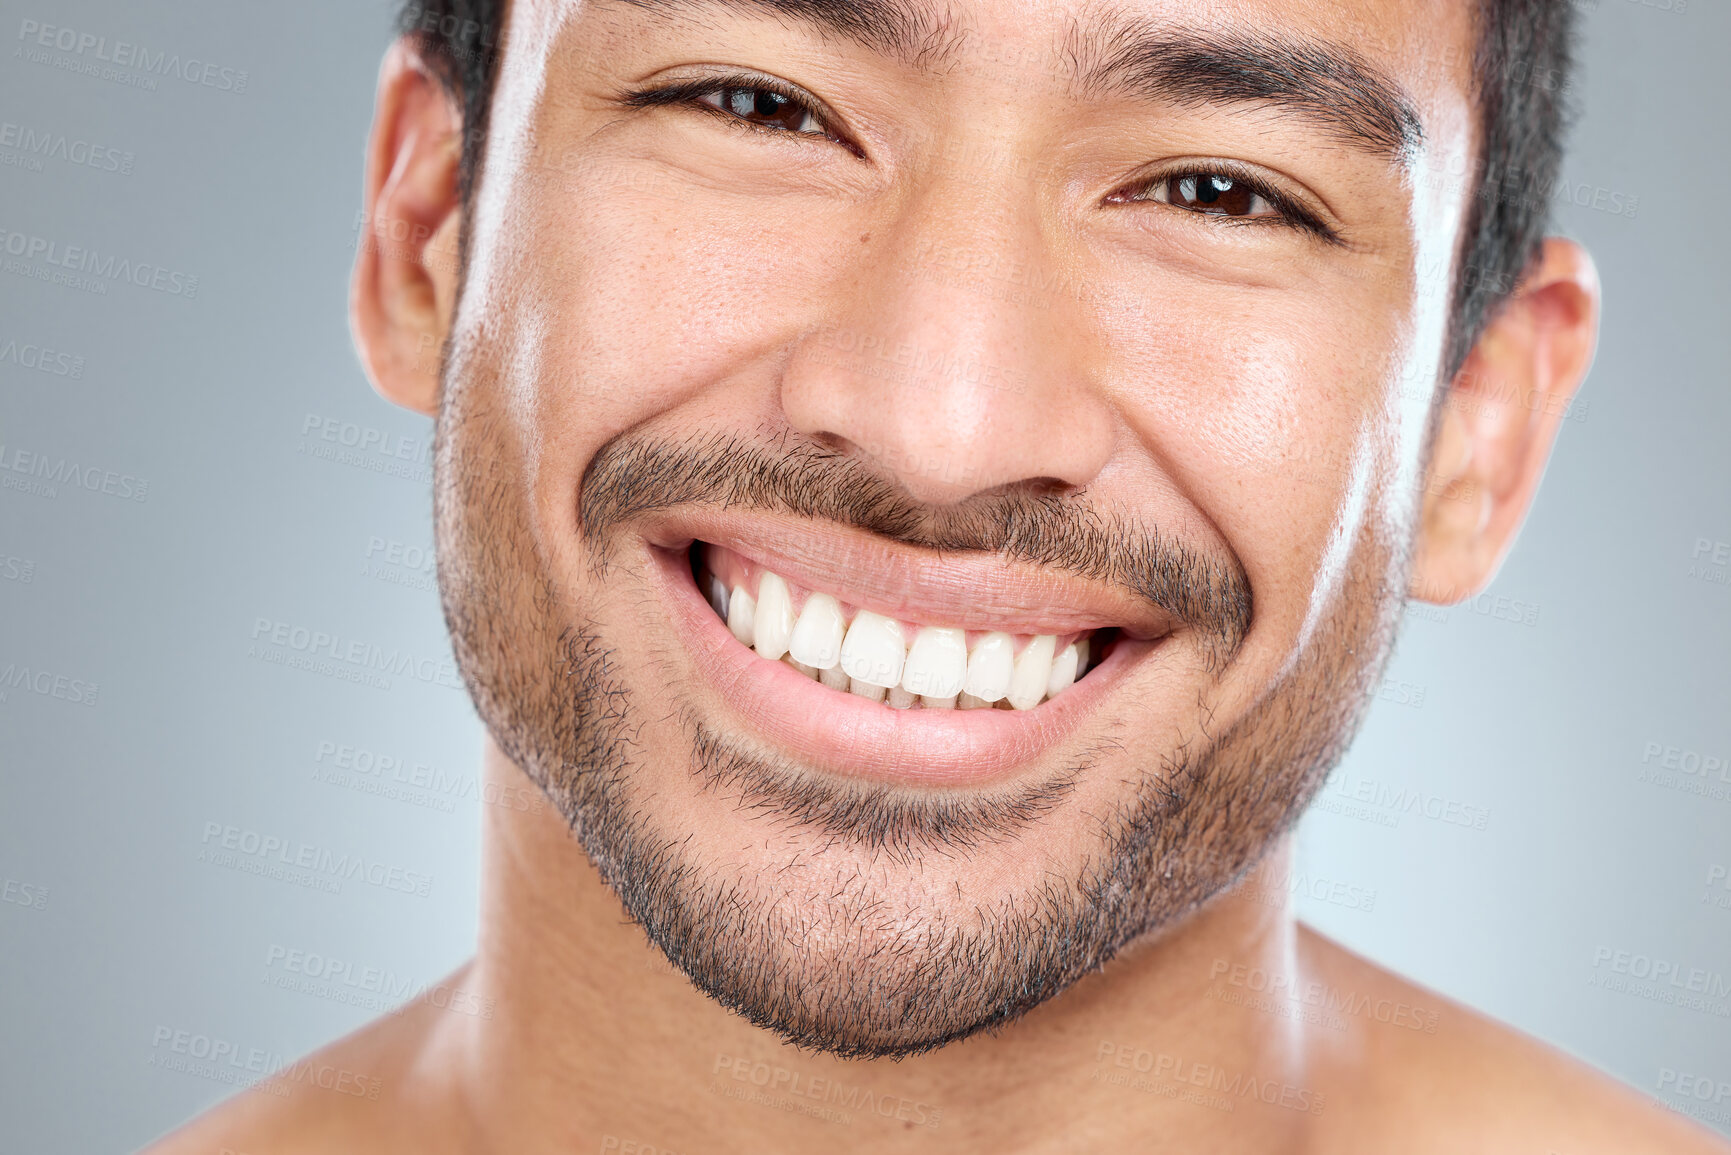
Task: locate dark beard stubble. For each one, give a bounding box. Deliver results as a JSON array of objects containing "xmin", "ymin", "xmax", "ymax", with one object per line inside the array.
[{"xmin": 434, "ymin": 399, "xmax": 1411, "ymax": 1059}]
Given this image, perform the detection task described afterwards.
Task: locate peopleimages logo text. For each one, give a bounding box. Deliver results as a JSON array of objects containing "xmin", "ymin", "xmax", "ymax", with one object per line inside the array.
[
  {"xmin": 248, "ymin": 618, "xmax": 463, "ymax": 691},
  {"xmin": 0, "ymin": 443, "xmax": 149, "ymax": 501},
  {"xmin": 0, "ymin": 227, "xmax": 198, "ymax": 297},
  {"xmin": 199, "ymin": 822, "xmax": 433, "ymax": 898},
  {"xmin": 0, "ymin": 337, "xmax": 85, "ymax": 378},
  {"xmin": 0, "ymin": 662, "xmax": 100, "ymax": 707},
  {"xmin": 0, "ymin": 120, "xmax": 133, "ymax": 174},
  {"xmin": 16, "ymin": 20, "xmax": 249, "ymax": 92}
]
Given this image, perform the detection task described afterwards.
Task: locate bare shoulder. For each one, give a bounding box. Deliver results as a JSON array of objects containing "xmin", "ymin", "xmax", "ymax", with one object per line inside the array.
[
  {"xmin": 1298, "ymin": 925, "xmax": 1731, "ymax": 1155},
  {"xmin": 138, "ymin": 971, "xmax": 471, "ymax": 1155}
]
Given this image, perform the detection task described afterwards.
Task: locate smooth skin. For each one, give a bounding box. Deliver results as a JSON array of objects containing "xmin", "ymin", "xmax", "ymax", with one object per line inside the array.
[{"xmin": 147, "ymin": 0, "xmax": 1725, "ymax": 1151}]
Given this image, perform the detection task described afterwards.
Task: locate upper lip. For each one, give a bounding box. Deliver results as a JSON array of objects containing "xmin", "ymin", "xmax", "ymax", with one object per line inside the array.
[{"xmin": 640, "ymin": 508, "xmax": 1178, "ymax": 640}]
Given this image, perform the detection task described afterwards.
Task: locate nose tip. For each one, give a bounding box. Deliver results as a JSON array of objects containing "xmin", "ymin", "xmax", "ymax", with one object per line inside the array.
[
  {"xmin": 781, "ymin": 327, "xmax": 1114, "ymax": 506},
  {"xmin": 779, "ymin": 287, "xmax": 1115, "ymax": 509}
]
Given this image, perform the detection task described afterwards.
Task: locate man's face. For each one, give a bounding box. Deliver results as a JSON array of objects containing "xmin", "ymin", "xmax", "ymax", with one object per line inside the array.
[{"xmin": 433, "ymin": 0, "xmax": 1476, "ymax": 1056}]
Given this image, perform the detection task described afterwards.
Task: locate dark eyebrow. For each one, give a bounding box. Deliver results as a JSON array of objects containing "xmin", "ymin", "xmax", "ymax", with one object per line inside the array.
[
  {"xmin": 609, "ymin": 0, "xmax": 972, "ymax": 72},
  {"xmin": 1062, "ymin": 18, "xmax": 1425, "ymax": 161},
  {"xmin": 609, "ymin": 0, "xmax": 1424, "ymax": 161}
]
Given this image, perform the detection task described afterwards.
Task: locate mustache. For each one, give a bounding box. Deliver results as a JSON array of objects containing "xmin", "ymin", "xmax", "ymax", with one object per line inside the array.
[{"xmin": 578, "ymin": 430, "xmax": 1253, "ymax": 661}]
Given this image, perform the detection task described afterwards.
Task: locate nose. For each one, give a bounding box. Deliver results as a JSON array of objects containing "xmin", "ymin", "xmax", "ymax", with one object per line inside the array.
[{"xmin": 778, "ymin": 185, "xmax": 1116, "ymax": 506}]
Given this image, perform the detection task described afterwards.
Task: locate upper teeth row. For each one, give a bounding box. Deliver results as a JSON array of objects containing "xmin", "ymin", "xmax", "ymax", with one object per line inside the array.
[{"xmin": 703, "ymin": 568, "xmax": 1088, "ymax": 711}]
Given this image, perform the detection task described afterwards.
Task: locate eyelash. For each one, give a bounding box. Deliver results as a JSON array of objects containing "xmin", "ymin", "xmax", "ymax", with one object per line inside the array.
[
  {"xmin": 621, "ymin": 74, "xmax": 856, "ymax": 152},
  {"xmin": 623, "ymin": 75, "xmax": 1339, "ymax": 242},
  {"xmin": 1111, "ymin": 165, "xmax": 1341, "ymax": 244}
]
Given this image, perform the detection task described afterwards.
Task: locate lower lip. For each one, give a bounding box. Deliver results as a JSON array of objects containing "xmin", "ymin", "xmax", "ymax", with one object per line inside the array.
[{"xmin": 644, "ymin": 543, "xmax": 1158, "ymax": 786}]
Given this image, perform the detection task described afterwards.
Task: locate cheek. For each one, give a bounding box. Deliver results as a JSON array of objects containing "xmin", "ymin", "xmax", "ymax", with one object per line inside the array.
[
  {"xmin": 1109, "ymin": 305, "xmax": 1393, "ymax": 629},
  {"xmin": 467, "ymin": 178, "xmax": 863, "ymax": 588},
  {"xmin": 1162, "ymin": 337, "xmax": 1305, "ymax": 474},
  {"xmin": 1118, "ymin": 295, "xmax": 1380, "ymax": 475},
  {"xmin": 497, "ymin": 169, "xmax": 852, "ymax": 461},
  {"xmin": 1122, "ymin": 320, "xmax": 1340, "ymax": 517}
]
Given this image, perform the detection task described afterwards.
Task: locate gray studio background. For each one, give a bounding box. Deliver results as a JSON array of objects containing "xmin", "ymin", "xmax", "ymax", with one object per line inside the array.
[{"xmin": 1, "ymin": 0, "xmax": 1727, "ymax": 1150}]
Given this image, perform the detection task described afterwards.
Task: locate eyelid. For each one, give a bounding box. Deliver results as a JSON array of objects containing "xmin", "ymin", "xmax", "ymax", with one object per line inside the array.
[
  {"xmin": 1109, "ymin": 161, "xmax": 1342, "ymax": 245},
  {"xmin": 620, "ymin": 70, "xmax": 861, "ymax": 155},
  {"xmin": 624, "ymin": 81, "xmax": 1340, "ymax": 243}
]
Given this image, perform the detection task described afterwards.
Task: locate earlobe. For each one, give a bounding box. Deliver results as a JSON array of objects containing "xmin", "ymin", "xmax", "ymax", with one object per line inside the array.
[
  {"xmin": 1410, "ymin": 238, "xmax": 1601, "ymax": 604},
  {"xmin": 350, "ymin": 41, "xmax": 465, "ymax": 418}
]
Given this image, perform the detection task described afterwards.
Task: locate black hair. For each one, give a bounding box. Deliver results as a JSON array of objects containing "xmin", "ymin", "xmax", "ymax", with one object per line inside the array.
[
  {"xmin": 397, "ymin": 0, "xmax": 1577, "ymax": 382},
  {"xmin": 1452, "ymin": 0, "xmax": 1579, "ymax": 377}
]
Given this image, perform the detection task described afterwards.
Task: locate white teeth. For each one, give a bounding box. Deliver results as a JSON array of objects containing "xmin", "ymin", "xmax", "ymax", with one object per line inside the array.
[
  {"xmin": 840, "ymin": 611, "xmax": 905, "ymax": 688},
  {"xmin": 788, "ymin": 592, "xmax": 846, "ymax": 670},
  {"xmin": 727, "ymin": 586, "xmax": 756, "ymax": 647},
  {"xmin": 1006, "ymin": 635, "xmax": 1056, "ymax": 711},
  {"xmin": 713, "ymin": 556, "xmax": 1098, "ymax": 711},
  {"xmin": 1047, "ymin": 641, "xmax": 1080, "ymax": 698},
  {"xmin": 753, "ymin": 572, "xmax": 794, "ymax": 661},
  {"xmin": 963, "ymin": 632, "xmax": 1015, "ymax": 703},
  {"xmin": 849, "ymin": 678, "xmax": 887, "ymax": 702},
  {"xmin": 900, "ymin": 626, "xmax": 967, "ymax": 699}
]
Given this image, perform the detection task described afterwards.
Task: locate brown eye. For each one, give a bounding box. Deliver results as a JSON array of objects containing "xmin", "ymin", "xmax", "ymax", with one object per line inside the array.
[
  {"xmin": 1148, "ymin": 172, "xmax": 1275, "ymax": 217},
  {"xmin": 1104, "ymin": 165, "xmax": 1339, "ymax": 241},
  {"xmin": 700, "ymin": 85, "xmax": 825, "ymax": 136}
]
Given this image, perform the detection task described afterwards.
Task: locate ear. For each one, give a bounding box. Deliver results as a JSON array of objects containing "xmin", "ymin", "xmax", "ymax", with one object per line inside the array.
[
  {"xmin": 1410, "ymin": 238, "xmax": 1601, "ymax": 604},
  {"xmin": 350, "ymin": 40, "xmax": 465, "ymax": 418}
]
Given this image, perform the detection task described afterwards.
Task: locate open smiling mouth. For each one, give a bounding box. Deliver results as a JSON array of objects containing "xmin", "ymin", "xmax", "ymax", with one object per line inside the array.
[
  {"xmin": 636, "ymin": 514, "xmax": 1178, "ymax": 781},
  {"xmin": 688, "ymin": 541, "xmax": 1123, "ymax": 713}
]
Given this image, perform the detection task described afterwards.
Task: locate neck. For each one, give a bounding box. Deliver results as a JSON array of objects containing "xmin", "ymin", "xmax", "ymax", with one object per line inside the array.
[{"xmin": 439, "ymin": 737, "xmax": 1317, "ymax": 1154}]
